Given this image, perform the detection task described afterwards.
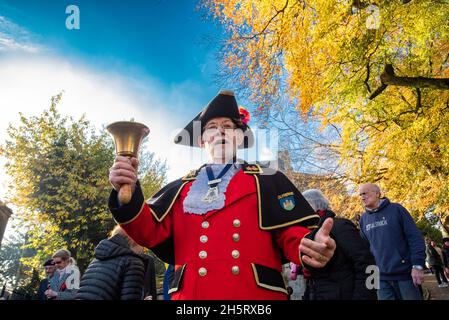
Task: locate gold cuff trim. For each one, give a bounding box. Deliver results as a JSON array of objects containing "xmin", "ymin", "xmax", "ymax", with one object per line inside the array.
[
  {"xmin": 149, "ymin": 181, "xmax": 190, "ymax": 222},
  {"xmin": 251, "ymin": 263, "xmax": 287, "ymax": 294},
  {"xmin": 118, "ymin": 200, "xmax": 146, "ymax": 226}
]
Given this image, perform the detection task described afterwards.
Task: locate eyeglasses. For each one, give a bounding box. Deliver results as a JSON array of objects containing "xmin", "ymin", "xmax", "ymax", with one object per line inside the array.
[
  {"xmin": 54, "ymin": 260, "xmax": 63, "ymax": 265},
  {"xmin": 204, "ymin": 122, "xmax": 237, "ymax": 131}
]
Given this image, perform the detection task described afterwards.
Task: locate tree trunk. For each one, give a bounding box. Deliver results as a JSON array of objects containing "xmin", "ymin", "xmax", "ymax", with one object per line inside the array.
[{"xmin": 369, "ymin": 64, "xmax": 449, "ymax": 100}]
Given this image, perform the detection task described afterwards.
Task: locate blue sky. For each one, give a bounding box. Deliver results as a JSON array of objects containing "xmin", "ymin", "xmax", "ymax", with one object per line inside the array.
[
  {"xmin": 0, "ymin": 0, "xmax": 225, "ymax": 180},
  {"xmin": 0, "ymin": 0, "xmax": 277, "ymax": 199},
  {"xmin": 0, "ymin": 0, "xmax": 244, "ymax": 238},
  {"xmin": 0, "ymin": 0, "xmax": 222, "ymax": 96}
]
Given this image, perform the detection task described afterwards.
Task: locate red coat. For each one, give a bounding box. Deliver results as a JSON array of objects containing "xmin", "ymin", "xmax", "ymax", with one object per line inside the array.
[{"xmin": 115, "ymin": 169, "xmax": 312, "ymax": 300}]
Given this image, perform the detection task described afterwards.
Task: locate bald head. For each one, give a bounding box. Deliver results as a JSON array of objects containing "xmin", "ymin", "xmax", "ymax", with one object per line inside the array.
[
  {"xmin": 359, "ymin": 183, "xmax": 381, "ymax": 210},
  {"xmin": 359, "ymin": 183, "xmax": 381, "ymax": 194}
]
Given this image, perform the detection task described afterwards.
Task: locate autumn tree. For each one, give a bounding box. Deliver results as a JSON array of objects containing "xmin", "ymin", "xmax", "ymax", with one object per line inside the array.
[
  {"xmin": 2, "ymin": 93, "xmax": 167, "ymax": 273},
  {"xmin": 203, "ymin": 0, "xmax": 449, "ymax": 228},
  {"xmin": 0, "ymin": 227, "xmax": 31, "ymax": 287}
]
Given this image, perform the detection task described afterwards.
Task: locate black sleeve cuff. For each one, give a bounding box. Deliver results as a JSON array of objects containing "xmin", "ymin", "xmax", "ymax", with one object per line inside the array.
[
  {"xmin": 304, "ymin": 229, "xmax": 317, "ymax": 241},
  {"xmin": 108, "ymin": 181, "xmax": 145, "ymax": 224}
]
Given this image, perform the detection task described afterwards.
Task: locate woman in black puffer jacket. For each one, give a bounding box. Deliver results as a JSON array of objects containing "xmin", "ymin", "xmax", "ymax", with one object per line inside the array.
[
  {"xmin": 301, "ymin": 189, "xmax": 377, "ymax": 300},
  {"xmin": 76, "ymin": 226, "xmax": 155, "ymax": 300}
]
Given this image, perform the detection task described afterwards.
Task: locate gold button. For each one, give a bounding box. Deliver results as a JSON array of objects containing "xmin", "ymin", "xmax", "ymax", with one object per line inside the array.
[
  {"xmin": 200, "ymin": 235, "xmax": 208, "ymax": 243},
  {"xmin": 198, "ymin": 267, "xmax": 207, "ymax": 276},
  {"xmin": 199, "ymin": 251, "xmax": 207, "ymax": 259},
  {"xmin": 231, "ymin": 266, "xmax": 240, "ymax": 275},
  {"xmin": 232, "ymin": 250, "xmax": 240, "ymax": 259},
  {"xmin": 232, "ymin": 233, "xmax": 240, "ymax": 242},
  {"xmin": 233, "ymin": 219, "xmax": 241, "ymax": 227},
  {"xmin": 202, "ymin": 221, "xmax": 209, "ymax": 229}
]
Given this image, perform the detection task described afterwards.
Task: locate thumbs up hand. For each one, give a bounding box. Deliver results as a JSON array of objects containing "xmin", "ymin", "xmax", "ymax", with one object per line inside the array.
[{"xmin": 299, "ymin": 218, "xmax": 336, "ymax": 268}]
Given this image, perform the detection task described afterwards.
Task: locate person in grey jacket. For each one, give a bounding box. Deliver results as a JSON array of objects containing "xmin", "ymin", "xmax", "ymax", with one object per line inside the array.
[
  {"xmin": 45, "ymin": 249, "xmax": 80, "ymax": 300},
  {"xmin": 76, "ymin": 225, "xmax": 156, "ymax": 300}
]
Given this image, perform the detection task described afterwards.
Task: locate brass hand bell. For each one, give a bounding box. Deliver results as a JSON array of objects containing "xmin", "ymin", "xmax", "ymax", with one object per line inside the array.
[{"xmin": 107, "ymin": 121, "xmax": 150, "ymax": 204}]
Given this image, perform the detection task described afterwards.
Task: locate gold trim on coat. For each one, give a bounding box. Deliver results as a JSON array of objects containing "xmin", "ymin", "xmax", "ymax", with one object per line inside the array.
[
  {"xmin": 252, "ymin": 174, "xmax": 320, "ymax": 230},
  {"xmin": 149, "ymin": 181, "xmax": 190, "ymax": 222},
  {"xmin": 251, "ymin": 263, "xmax": 288, "ymax": 294},
  {"xmin": 168, "ymin": 264, "xmax": 187, "ymax": 294},
  {"xmin": 182, "ymin": 170, "xmax": 199, "ymax": 181},
  {"xmin": 117, "ymin": 200, "xmax": 147, "ymax": 226}
]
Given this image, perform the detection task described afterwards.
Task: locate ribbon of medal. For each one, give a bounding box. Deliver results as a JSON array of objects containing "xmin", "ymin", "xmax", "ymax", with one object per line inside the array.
[{"xmin": 203, "ymin": 163, "xmax": 233, "ymax": 203}]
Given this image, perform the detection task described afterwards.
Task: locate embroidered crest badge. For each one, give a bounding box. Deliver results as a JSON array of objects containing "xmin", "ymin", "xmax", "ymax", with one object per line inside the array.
[{"xmin": 278, "ymin": 192, "xmax": 295, "ymax": 211}]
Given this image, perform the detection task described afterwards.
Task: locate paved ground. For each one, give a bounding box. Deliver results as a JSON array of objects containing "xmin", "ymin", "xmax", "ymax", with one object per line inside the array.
[{"xmin": 422, "ymin": 272, "xmax": 449, "ymax": 300}]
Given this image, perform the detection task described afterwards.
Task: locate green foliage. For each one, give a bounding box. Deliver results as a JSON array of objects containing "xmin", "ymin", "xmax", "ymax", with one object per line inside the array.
[
  {"xmin": 0, "ymin": 224, "xmax": 38, "ymax": 288},
  {"xmin": 11, "ymin": 268, "xmax": 41, "ymax": 300},
  {"xmin": 0, "ymin": 234, "xmax": 23, "ymax": 286},
  {"xmin": 204, "ymin": 0, "xmax": 449, "ymax": 223},
  {"xmin": 416, "ymin": 216, "xmax": 443, "ymax": 243},
  {"xmin": 3, "ymin": 93, "xmax": 167, "ymax": 274},
  {"xmin": 139, "ymin": 146, "xmax": 167, "ymax": 198}
]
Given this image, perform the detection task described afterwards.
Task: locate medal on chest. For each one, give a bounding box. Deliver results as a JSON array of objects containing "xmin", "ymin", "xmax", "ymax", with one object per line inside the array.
[
  {"xmin": 203, "ymin": 185, "xmax": 220, "ymax": 203},
  {"xmin": 202, "ymin": 164, "xmax": 233, "ymax": 203}
]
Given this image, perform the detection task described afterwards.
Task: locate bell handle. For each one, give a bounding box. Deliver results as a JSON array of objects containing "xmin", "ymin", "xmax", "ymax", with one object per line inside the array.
[
  {"xmin": 117, "ymin": 154, "xmax": 135, "ymax": 205},
  {"xmin": 118, "ymin": 184, "xmax": 132, "ymax": 205}
]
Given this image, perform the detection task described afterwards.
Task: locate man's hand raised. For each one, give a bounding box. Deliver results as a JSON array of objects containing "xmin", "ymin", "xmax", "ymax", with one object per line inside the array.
[
  {"xmin": 299, "ymin": 218, "xmax": 336, "ymax": 268},
  {"xmin": 109, "ymin": 155, "xmax": 139, "ymax": 193}
]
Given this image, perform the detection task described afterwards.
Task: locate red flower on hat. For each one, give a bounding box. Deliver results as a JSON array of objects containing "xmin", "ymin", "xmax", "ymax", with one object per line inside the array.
[{"xmin": 239, "ymin": 106, "xmax": 250, "ymax": 125}]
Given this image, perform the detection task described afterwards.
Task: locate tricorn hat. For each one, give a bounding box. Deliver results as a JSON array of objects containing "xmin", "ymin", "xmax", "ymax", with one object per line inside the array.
[{"xmin": 173, "ymin": 90, "xmax": 254, "ymax": 148}]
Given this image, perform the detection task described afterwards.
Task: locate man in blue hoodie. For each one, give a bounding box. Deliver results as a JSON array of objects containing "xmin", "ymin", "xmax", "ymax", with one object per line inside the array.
[{"xmin": 358, "ymin": 183, "xmax": 426, "ymax": 300}]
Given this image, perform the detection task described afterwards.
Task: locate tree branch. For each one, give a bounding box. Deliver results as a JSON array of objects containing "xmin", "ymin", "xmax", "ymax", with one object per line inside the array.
[
  {"xmin": 368, "ymin": 83, "xmax": 388, "ymax": 100},
  {"xmin": 351, "ymin": 0, "xmax": 369, "ymax": 11},
  {"xmin": 364, "ymin": 62, "xmax": 372, "ymax": 93},
  {"xmin": 382, "ymin": 64, "xmax": 449, "ymax": 89},
  {"xmin": 415, "ymin": 87, "xmax": 422, "ymax": 111},
  {"xmin": 233, "ymin": 0, "xmax": 289, "ymax": 40},
  {"xmin": 369, "ymin": 64, "xmax": 449, "ymax": 100}
]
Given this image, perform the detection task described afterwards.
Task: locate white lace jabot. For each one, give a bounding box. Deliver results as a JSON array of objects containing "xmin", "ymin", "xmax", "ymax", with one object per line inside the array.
[{"xmin": 183, "ymin": 163, "xmax": 241, "ymax": 215}]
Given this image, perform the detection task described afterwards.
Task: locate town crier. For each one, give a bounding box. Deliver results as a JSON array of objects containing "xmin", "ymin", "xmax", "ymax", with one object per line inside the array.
[{"xmin": 108, "ymin": 90, "xmax": 336, "ymax": 300}]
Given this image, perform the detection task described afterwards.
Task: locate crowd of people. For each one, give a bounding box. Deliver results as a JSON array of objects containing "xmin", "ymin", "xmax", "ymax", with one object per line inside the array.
[
  {"xmin": 425, "ymin": 238, "xmax": 449, "ymax": 288},
  {"xmin": 31, "ymin": 90, "xmax": 449, "ymax": 300},
  {"xmin": 285, "ymin": 184, "xmax": 449, "ymax": 300},
  {"xmin": 36, "ymin": 226, "xmax": 157, "ymax": 300},
  {"xmin": 34, "ymin": 183, "xmax": 449, "ymax": 301}
]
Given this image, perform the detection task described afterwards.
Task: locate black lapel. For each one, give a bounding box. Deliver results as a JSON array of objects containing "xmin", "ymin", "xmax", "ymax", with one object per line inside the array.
[
  {"xmin": 242, "ymin": 163, "xmax": 320, "ymax": 230},
  {"xmin": 146, "ymin": 168, "xmax": 201, "ymax": 221}
]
